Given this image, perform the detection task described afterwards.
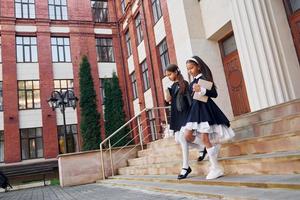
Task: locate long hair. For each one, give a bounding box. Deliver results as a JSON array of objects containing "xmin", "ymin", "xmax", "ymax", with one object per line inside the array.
[
  {"xmin": 166, "ymin": 64, "xmax": 186, "ymax": 94},
  {"xmin": 186, "ymin": 56, "xmax": 214, "ymax": 83}
]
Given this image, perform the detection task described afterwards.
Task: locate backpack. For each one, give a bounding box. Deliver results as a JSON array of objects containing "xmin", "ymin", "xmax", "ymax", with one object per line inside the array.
[
  {"xmin": 176, "ymin": 83, "xmax": 192, "ymax": 112},
  {"xmin": 0, "ymin": 171, "xmax": 12, "ymax": 191}
]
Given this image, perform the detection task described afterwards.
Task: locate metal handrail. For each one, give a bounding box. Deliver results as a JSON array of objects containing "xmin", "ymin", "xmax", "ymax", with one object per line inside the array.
[{"xmin": 99, "ymin": 106, "xmax": 170, "ymax": 180}]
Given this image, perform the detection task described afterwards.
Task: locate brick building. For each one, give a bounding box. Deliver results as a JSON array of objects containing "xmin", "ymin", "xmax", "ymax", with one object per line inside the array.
[{"xmin": 0, "ymin": 0, "xmax": 300, "ymax": 166}]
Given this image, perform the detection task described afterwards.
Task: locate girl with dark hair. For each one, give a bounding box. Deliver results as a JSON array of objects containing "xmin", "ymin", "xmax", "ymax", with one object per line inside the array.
[
  {"xmin": 184, "ymin": 56, "xmax": 235, "ymax": 180},
  {"xmin": 165, "ymin": 64, "xmax": 206, "ymax": 180}
]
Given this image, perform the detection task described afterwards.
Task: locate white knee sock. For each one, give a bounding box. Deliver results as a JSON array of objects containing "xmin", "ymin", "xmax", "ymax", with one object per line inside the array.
[{"xmin": 178, "ymin": 134, "xmax": 189, "ymax": 173}]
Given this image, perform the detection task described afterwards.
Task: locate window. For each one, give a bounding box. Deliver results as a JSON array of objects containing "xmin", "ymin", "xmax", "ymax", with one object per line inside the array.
[
  {"xmin": 18, "ymin": 80, "xmax": 40, "ymax": 110},
  {"xmin": 57, "ymin": 124, "xmax": 78, "ymax": 154},
  {"xmin": 289, "ymin": 0, "xmax": 300, "ymax": 13},
  {"xmin": 54, "ymin": 79, "xmax": 74, "ymax": 107},
  {"xmin": 16, "ymin": 36, "xmax": 38, "ymax": 63},
  {"xmin": 141, "ymin": 60, "xmax": 150, "ymax": 91},
  {"xmin": 147, "ymin": 110, "xmax": 157, "ymax": 141},
  {"xmin": 125, "ymin": 30, "xmax": 132, "ymax": 57},
  {"xmin": 121, "ymin": 0, "xmax": 126, "ymax": 14},
  {"xmin": 130, "ymin": 72, "xmax": 138, "ymax": 99},
  {"xmin": 0, "ymin": 82, "xmax": 3, "ymax": 111},
  {"xmin": 152, "ymin": 0, "xmax": 162, "ymax": 23},
  {"xmin": 158, "ymin": 39, "xmax": 169, "ymax": 72},
  {"xmin": 48, "ymin": 0, "xmax": 68, "ymax": 20},
  {"xmin": 96, "ymin": 38, "xmax": 115, "ymax": 62},
  {"xmin": 21, "ymin": 128, "xmax": 43, "ymax": 160},
  {"xmin": 0, "ymin": 131, "xmax": 3, "ymax": 162},
  {"xmin": 0, "ymin": 37, "xmax": 2, "ymax": 63},
  {"xmin": 91, "ymin": 0, "xmax": 108, "ymax": 22},
  {"xmin": 221, "ymin": 34, "xmax": 237, "ymax": 56},
  {"xmin": 54, "ymin": 79, "xmax": 74, "ymax": 92},
  {"xmin": 51, "ymin": 37, "xmax": 71, "ymax": 62},
  {"xmin": 15, "ymin": 0, "xmax": 36, "ymax": 19},
  {"xmin": 100, "ymin": 78, "xmax": 113, "ymax": 104},
  {"xmin": 135, "ymin": 13, "xmax": 143, "ymax": 45}
]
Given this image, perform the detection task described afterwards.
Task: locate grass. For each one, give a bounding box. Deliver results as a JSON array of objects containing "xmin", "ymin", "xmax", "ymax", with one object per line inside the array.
[{"xmin": 50, "ymin": 179, "xmax": 60, "ymax": 186}]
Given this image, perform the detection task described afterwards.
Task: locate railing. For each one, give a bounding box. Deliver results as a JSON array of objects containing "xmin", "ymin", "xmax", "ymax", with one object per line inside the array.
[{"xmin": 99, "ymin": 106, "xmax": 170, "ymax": 180}]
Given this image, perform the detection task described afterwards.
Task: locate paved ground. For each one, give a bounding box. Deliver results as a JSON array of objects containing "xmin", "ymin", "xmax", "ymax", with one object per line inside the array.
[{"xmin": 0, "ymin": 184, "xmax": 201, "ymax": 200}]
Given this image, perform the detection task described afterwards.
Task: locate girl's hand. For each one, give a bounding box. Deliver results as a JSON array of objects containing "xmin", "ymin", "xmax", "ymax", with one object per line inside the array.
[{"xmin": 192, "ymin": 84, "xmax": 201, "ymax": 92}]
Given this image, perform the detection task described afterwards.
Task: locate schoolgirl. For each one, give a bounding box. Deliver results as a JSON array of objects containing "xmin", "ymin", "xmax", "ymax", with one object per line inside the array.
[{"xmin": 184, "ymin": 56, "xmax": 235, "ymax": 180}]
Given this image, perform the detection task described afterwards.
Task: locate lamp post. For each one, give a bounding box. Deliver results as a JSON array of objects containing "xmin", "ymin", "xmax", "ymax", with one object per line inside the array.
[{"xmin": 47, "ymin": 90, "xmax": 78, "ymax": 154}]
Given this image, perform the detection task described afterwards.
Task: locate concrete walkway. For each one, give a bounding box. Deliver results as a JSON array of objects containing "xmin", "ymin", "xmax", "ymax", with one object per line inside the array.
[{"xmin": 0, "ymin": 184, "xmax": 202, "ymax": 200}]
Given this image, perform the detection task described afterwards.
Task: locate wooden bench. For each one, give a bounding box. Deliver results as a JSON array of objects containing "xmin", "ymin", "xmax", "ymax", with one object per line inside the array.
[{"xmin": 0, "ymin": 160, "xmax": 58, "ymax": 186}]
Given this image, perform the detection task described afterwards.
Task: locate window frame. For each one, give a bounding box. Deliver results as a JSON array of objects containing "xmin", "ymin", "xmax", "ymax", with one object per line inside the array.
[
  {"xmin": 0, "ymin": 131, "xmax": 4, "ymax": 163},
  {"xmin": 51, "ymin": 37, "xmax": 71, "ymax": 63},
  {"xmin": 16, "ymin": 36, "xmax": 38, "ymax": 63},
  {"xmin": 0, "ymin": 37, "xmax": 2, "ymax": 63},
  {"xmin": 96, "ymin": 38, "xmax": 115, "ymax": 62},
  {"xmin": 135, "ymin": 13, "xmax": 144, "ymax": 45},
  {"xmin": 147, "ymin": 110, "xmax": 157, "ymax": 140},
  {"xmin": 20, "ymin": 127, "xmax": 44, "ymax": 160},
  {"xmin": 48, "ymin": 0, "xmax": 68, "ymax": 20},
  {"xmin": 53, "ymin": 79, "xmax": 74, "ymax": 107},
  {"xmin": 141, "ymin": 60, "xmax": 150, "ymax": 91},
  {"xmin": 0, "ymin": 81, "xmax": 3, "ymax": 111},
  {"xmin": 121, "ymin": 0, "xmax": 126, "ymax": 14},
  {"xmin": 158, "ymin": 39, "xmax": 170, "ymax": 73},
  {"xmin": 151, "ymin": 0, "xmax": 162, "ymax": 24},
  {"xmin": 130, "ymin": 72, "xmax": 138, "ymax": 100},
  {"xmin": 15, "ymin": 0, "xmax": 36, "ymax": 19},
  {"xmin": 91, "ymin": 0, "xmax": 109, "ymax": 23},
  {"xmin": 57, "ymin": 124, "xmax": 78, "ymax": 154},
  {"xmin": 125, "ymin": 30, "xmax": 132, "ymax": 57},
  {"xmin": 18, "ymin": 80, "xmax": 41, "ymax": 110}
]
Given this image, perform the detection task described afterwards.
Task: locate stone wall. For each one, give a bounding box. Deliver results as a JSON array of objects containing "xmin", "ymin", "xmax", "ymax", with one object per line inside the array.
[{"xmin": 58, "ymin": 145, "xmax": 141, "ymax": 187}]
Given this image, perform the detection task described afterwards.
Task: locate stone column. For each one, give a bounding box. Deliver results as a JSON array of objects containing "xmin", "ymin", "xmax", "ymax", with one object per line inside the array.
[{"xmin": 230, "ymin": 0, "xmax": 300, "ymax": 111}]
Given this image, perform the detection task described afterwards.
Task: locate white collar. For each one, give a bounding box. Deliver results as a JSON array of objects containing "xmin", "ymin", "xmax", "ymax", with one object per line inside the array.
[{"xmin": 194, "ymin": 73, "xmax": 203, "ymax": 79}]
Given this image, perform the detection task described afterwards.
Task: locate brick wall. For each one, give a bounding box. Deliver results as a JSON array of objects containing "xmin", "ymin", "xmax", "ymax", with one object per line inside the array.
[{"xmin": 0, "ymin": 0, "xmax": 177, "ymax": 163}]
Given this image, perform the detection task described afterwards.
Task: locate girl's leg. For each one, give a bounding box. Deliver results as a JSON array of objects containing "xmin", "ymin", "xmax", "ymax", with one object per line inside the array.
[
  {"xmin": 201, "ymin": 133, "xmax": 224, "ymax": 180},
  {"xmin": 185, "ymin": 130, "xmax": 207, "ymax": 161},
  {"xmin": 178, "ymin": 133, "xmax": 189, "ymax": 170},
  {"xmin": 177, "ymin": 133, "xmax": 192, "ymax": 179}
]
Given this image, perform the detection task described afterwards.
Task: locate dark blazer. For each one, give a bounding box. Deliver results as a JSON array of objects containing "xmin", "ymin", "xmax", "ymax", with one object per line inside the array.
[{"xmin": 169, "ymin": 81, "xmax": 192, "ymax": 132}]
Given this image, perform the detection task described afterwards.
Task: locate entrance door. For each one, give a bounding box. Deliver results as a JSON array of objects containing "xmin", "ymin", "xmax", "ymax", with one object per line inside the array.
[
  {"xmin": 219, "ymin": 33, "xmax": 250, "ymax": 116},
  {"xmin": 284, "ymin": 0, "xmax": 300, "ymax": 62}
]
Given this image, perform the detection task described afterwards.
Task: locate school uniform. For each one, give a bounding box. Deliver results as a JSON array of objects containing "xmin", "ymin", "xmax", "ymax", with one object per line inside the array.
[
  {"xmin": 183, "ymin": 73, "xmax": 235, "ymax": 180},
  {"xmin": 168, "ymin": 80, "xmax": 204, "ymax": 180},
  {"xmin": 169, "ymin": 81, "xmax": 191, "ymax": 132},
  {"xmin": 185, "ymin": 74, "xmax": 234, "ymax": 144}
]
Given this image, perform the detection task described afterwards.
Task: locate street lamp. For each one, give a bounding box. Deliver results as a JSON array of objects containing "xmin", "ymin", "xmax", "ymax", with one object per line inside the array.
[{"xmin": 47, "ymin": 90, "xmax": 78, "ymax": 154}]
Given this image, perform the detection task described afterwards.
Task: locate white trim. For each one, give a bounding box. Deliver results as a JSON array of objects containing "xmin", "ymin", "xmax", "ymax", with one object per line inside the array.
[
  {"xmin": 15, "ymin": 25, "xmax": 37, "ymax": 33},
  {"xmin": 50, "ymin": 27, "xmax": 70, "ymax": 33},
  {"xmin": 94, "ymin": 28, "xmax": 112, "ymax": 35}
]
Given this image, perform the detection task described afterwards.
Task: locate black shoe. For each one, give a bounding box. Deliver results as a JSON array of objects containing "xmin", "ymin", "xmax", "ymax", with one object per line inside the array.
[
  {"xmin": 177, "ymin": 167, "xmax": 192, "ymax": 180},
  {"xmin": 197, "ymin": 147, "xmax": 207, "ymax": 162}
]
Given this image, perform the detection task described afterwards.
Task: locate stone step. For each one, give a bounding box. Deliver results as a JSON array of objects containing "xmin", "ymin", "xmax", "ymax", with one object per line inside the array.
[
  {"xmin": 100, "ymin": 176, "xmax": 300, "ymax": 200},
  {"xmin": 146, "ymin": 113, "xmax": 300, "ymax": 151},
  {"xmin": 235, "ymin": 113, "xmax": 300, "ymax": 140},
  {"xmin": 110, "ymin": 174, "xmax": 300, "ymax": 190},
  {"xmin": 135, "ymin": 131, "xmax": 300, "ymax": 164},
  {"xmin": 119, "ymin": 151, "xmax": 300, "ymax": 176},
  {"xmin": 231, "ymin": 98, "xmax": 300, "ymax": 129},
  {"xmin": 137, "ymin": 149, "xmax": 152, "ymax": 158}
]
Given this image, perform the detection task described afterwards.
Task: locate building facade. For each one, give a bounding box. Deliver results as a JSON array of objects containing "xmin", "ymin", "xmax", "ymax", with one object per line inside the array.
[{"xmin": 0, "ymin": 0, "xmax": 299, "ymax": 165}]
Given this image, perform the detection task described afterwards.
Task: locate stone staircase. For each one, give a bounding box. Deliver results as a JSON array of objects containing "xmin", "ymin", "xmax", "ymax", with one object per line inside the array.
[{"xmin": 100, "ymin": 99, "xmax": 300, "ymax": 199}]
